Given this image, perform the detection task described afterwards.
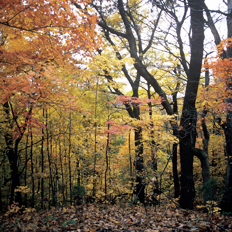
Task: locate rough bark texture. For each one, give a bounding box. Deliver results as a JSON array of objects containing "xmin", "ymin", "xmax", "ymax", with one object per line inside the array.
[{"xmin": 179, "ymin": 0, "xmax": 204, "ymax": 209}]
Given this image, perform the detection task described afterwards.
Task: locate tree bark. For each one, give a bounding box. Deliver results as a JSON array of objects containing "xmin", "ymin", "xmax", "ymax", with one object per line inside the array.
[{"xmin": 179, "ymin": 0, "xmax": 204, "ymax": 209}]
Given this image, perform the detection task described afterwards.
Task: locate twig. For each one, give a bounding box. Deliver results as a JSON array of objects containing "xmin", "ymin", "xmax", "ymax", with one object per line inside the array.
[{"xmin": 162, "ymin": 203, "xmax": 170, "ymax": 217}]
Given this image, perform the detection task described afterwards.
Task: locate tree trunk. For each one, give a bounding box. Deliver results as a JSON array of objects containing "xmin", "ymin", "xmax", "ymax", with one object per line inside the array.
[
  {"xmin": 68, "ymin": 113, "xmax": 72, "ymax": 204},
  {"xmin": 172, "ymin": 78, "xmax": 180, "ymax": 198},
  {"xmin": 41, "ymin": 109, "xmax": 45, "ymax": 209},
  {"xmin": 46, "ymin": 109, "xmax": 56, "ymax": 207},
  {"xmin": 93, "ymin": 80, "xmax": 99, "ymax": 199},
  {"xmin": 134, "ymin": 126, "xmax": 144, "ymax": 203},
  {"xmin": 179, "ymin": 0, "xmax": 204, "ymax": 209},
  {"xmin": 3, "ymin": 102, "xmax": 22, "ymax": 205},
  {"xmin": 105, "ymin": 119, "xmax": 110, "ymax": 202},
  {"xmin": 194, "ymin": 65, "xmax": 210, "ymax": 206},
  {"xmin": 179, "ymin": 130, "xmax": 195, "ymax": 209},
  {"xmin": 128, "ymin": 130, "xmax": 133, "ymax": 195},
  {"xmin": 59, "ymin": 129, "xmax": 66, "ymax": 205},
  {"xmin": 24, "ymin": 133, "xmax": 29, "ymax": 207},
  {"xmin": 147, "ymin": 83, "xmax": 159, "ymax": 197},
  {"xmin": 197, "ymin": 105, "xmax": 211, "ymax": 205},
  {"xmin": 30, "ymin": 131, "xmax": 35, "ymax": 208}
]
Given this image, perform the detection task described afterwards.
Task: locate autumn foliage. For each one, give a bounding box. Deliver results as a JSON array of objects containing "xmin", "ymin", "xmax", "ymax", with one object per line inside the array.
[
  {"xmin": 0, "ymin": 0, "xmax": 99, "ymax": 136},
  {"xmin": 1, "ymin": 1, "xmax": 232, "ymax": 230}
]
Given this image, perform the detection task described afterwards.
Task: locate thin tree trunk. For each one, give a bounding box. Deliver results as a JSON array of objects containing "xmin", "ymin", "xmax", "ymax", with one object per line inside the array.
[
  {"xmin": 147, "ymin": 83, "xmax": 159, "ymax": 196},
  {"xmin": 77, "ymin": 156, "xmax": 80, "ymax": 186},
  {"xmin": 63, "ymin": 134, "xmax": 68, "ymax": 202},
  {"xmin": 30, "ymin": 131, "xmax": 35, "ymax": 208},
  {"xmin": 59, "ymin": 129, "xmax": 66, "ymax": 205},
  {"xmin": 24, "ymin": 133, "xmax": 29, "ymax": 207},
  {"xmin": 105, "ymin": 120, "xmax": 110, "ymax": 202},
  {"xmin": 134, "ymin": 126, "xmax": 144, "ymax": 203},
  {"xmin": 46, "ymin": 109, "xmax": 55, "ymax": 207},
  {"xmin": 36, "ymin": 156, "xmax": 40, "ymax": 195},
  {"xmin": 172, "ymin": 67, "xmax": 181, "ymax": 198},
  {"xmin": 129, "ymin": 130, "xmax": 133, "ymax": 195},
  {"xmin": 68, "ymin": 113, "xmax": 72, "ymax": 204},
  {"xmin": 172, "ymin": 140, "xmax": 179, "ymax": 198},
  {"xmin": 41, "ymin": 109, "xmax": 45, "ymax": 209},
  {"xmin": 93, "ymin": 80, "xmax": 99, "ymax": 199}
]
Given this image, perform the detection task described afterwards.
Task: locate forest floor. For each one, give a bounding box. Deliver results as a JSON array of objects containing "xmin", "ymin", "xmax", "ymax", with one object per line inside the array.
[{"xmin": 0, "ymin": 203, "xmax": 232, "ymax": 232}]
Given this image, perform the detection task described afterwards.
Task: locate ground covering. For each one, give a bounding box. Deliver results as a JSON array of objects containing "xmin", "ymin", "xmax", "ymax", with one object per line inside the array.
[{"xmin": 1, "ymin": 203, "xmax": 232, "ymax": 231}]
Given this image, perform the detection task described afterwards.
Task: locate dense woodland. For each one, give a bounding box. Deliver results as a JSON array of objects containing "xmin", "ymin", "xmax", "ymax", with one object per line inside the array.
[{"xmin": 1, "ymin": 0, "xmax": 232, "ymax": 219}]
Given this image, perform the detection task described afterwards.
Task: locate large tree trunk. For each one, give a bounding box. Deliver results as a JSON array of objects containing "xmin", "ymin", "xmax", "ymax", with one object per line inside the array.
[
  {"xmin": 179, "ymin": 123, "xmax": 196, "ymax": 209},
  {"xmin": 179, "ymin": 0, "xmax": 204, "ymax": 209}
]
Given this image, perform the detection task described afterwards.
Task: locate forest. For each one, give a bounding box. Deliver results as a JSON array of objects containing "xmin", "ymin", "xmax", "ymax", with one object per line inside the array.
[{"xmin": 1, "ymin": 0, "xmax": 232, "ymax": 231}]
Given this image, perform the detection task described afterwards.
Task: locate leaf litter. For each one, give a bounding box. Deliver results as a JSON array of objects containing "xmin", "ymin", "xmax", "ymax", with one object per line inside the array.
[{"xmin": 0, "ymin": 204, "xmax": 232, "ymax": 232}]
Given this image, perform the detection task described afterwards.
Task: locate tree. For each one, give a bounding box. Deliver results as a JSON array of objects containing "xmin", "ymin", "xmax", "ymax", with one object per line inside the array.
[
  {"xmin": 90, "ymin": 0, "xmax": 171, "ymax": 203},
  {"xmin": 202, "ymin": 0, "xmax": 232, "ymax": 213},
  {"xmin": 90, "ymin": 0, "xmax": 206, "ymax": 209},
  {"xmin": 203, "ymin": 38, "xmax": 232, "ymax": 212},
  {"xmin": 178, "ymin": 0, "xmax": 205, "ymax": 209},
  {"xmin": 151, "ymin": 0, "xmax": 207, "ymax": 209}
]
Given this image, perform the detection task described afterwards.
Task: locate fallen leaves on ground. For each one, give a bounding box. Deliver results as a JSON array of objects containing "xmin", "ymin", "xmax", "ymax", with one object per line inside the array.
[{"xmin": 0, "ymin": 204, "xmax": 232, "ymax": 232}]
